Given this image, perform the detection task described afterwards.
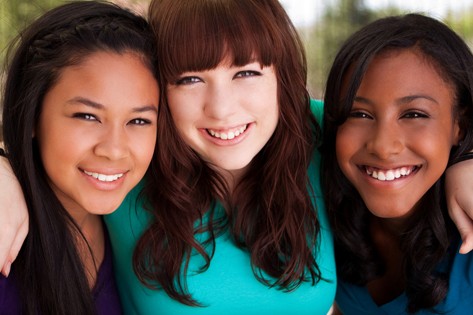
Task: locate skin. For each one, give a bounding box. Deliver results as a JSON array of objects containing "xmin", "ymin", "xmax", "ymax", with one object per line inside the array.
[
  {"xmin": 37, "ymin": 51, "xmax": 158, "ymax": 221},
  {"xmin": 445, "ymin": 161, "xmax": 473, "ymax": 253},
  {"xmin": 166, "ymin": 58, "xmax": 279, "ymax": 184},
  {"xmin": 35, "ymin": 51, "xmax": 159, "ymax": 283},
  {"xmin": 337, "ymin": 49, "xmax": 460, "ymax": 225},
  {"xmin": 335, "ymin": 49, "xmax": 460, "ymax": 303}
]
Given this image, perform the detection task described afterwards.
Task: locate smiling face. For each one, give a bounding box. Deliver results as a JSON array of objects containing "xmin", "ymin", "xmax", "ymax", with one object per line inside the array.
[
  {"xmin": 36, "ymin": 51, "xmax": 159, "ymax": 220},
  {"xmin": 166, "ymin": 59, "xmax": 279, "ymax": 179},
  {"xmin": 336, "ymin": 49, "xmax": 461, "ymax": 221}
]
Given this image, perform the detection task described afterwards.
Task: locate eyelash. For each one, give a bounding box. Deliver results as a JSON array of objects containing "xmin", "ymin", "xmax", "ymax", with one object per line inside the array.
[
  {"xmin": 402, "ymin": 111, "xmax": 429, "ymax": 119},
  {"xmin": 174, "ymin": 76, "xmax": 201, "ymax": 85},
  {"xmin": 73, "ymin": 113, "xmax": 99, "ymax": 122},
  {"xmin": 174, "ymin": 69, "xmax": 262, "ymax": 86},
  {"xmin": 348, "ymin": 110, "xmax": 429, "ymax": 120},
  {"xmin": 349, "ymin": 111, "xmax": 371, "ymax": 119},
  {"xmin": 128, "ymin": 118, "xmax": 151, "ymax": 125},
  {"xmin": 73, "ymin": 113, "xmax": 152, "ymax": 126},
  {"xmin": 235, "ymin": 70, "xmax": 261, "ymax": 78}
]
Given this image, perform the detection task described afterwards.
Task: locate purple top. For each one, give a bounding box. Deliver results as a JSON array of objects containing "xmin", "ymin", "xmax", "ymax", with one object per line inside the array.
[{"xmin": 0, "ymin": 230, "xmax": 122, "ymax": 314}]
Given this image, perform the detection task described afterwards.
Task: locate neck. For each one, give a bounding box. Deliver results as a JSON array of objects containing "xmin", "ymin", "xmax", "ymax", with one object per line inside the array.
[
  {"xmin": 68, "ymin": 211, "xmax": 105, "ymax": 289},
  {"xmin": 217, "ymin": 165, "xmax": 250, "ymax": 194}
]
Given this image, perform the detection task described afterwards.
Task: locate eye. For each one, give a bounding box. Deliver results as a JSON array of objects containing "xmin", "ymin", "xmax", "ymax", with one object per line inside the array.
[
  {"xmin": 234, "ymin": 70, "xmax": 261, "ymax": 78},
  {"xmin": 174, "ymin": 76, "xmax": 202, "ymax": 85},
  {"xmin": 349, "ymin": 110, "xmax": 372, "ymax": 119},
  {"xmin": 402, "ymin": 111, "xmax": 429, "ymax": 119},
  {"xmin": 128, "ymin": 118, "xmax": 152, "ymax": 125},
  {"xmin": 72, "ymin": 113, "xmax": 100, "ymax": 122}
]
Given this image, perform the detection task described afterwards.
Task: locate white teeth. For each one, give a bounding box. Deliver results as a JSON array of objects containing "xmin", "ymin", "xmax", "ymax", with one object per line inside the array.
[
  {"xmin": 366, "ymin": 166, "xmax": 414, "ymax": 181},
  {"xmin": 83, "ymin": 170, "xmax": 124, "ymax": 182},
  {"xmin": 208, "ymin": 125, "xmax": 247, "ymax": 140}
]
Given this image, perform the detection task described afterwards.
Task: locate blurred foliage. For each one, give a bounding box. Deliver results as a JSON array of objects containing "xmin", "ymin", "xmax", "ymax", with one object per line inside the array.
[
  {"xmin": 0, "ymin": 0, "xmax": 148, "ymax": 63},
  {"xmin": 306, "ymin": 0, "xmax": 473, "ymax": 98},
  {"xmin": 305, "ymin": 0, "xmax": 402, "ymax": 97}
]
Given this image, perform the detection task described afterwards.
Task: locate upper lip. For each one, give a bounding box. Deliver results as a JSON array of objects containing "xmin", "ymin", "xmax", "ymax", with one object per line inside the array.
[
  {"xmin": 204, "ymin": 123, "xmax": 250, "ymax": 131},
  {"xmin": 80, "ymin": 168, "xmax": 128, "ymax": 175}
]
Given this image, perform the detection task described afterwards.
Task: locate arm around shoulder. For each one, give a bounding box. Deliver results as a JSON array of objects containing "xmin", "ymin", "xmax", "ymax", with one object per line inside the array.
[
  {"xmin": 0, "ymin": 154, "xmax": 29, "ymax": 276},
  {"xmin": 445, "ymin": 157, "xmax": 473, "ymax": 254}
]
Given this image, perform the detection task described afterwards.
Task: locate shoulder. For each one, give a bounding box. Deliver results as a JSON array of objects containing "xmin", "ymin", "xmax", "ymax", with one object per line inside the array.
[
  {"xmin": 0, "ymin": 274, "xmax": 21, "ymax": 313},
  {"xmin": 93, "ymin": 231, "xmax": 123, "ymax": 315},
  {"xmin": 310, "ymin": 99, "xmax": 324, "ymax": 125}
]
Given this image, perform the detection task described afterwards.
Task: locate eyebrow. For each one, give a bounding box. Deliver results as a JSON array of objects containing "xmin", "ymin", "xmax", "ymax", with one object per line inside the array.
[
  {"xmin": 66, "ymin": 96, "xmax": 158, "ymax": 114},
  {"xmin": 354, "ymin": 94, "xmax": 439, "ymax": 106}
]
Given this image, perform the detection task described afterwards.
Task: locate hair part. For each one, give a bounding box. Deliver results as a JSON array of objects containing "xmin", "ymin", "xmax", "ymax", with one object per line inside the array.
[
  {"xmin": 322, "ymin": 13, "xmax": 473, "ymax": 313},
  {"xmin": 133, "ymin": 0, "xmax": 323, "ymax": 305},
  {"xmin": 2, "ymin": 1, "xmax": 157, "ymax": 314}
]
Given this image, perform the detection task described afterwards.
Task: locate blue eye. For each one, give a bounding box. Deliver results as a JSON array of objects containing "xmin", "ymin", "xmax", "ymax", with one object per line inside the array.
[
  {"xmin": 235, "ymin": 70, "xmax": 261, "ymax": 78},
  {"xmin": 174, "ymin": 76, "xmax": 202, "ymax": 85}
]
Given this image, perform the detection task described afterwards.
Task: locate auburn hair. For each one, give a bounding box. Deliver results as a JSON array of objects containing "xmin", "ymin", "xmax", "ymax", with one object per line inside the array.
[{"xmin": 133, "ymin": 0, "xmax": 322, "ymax": 305}]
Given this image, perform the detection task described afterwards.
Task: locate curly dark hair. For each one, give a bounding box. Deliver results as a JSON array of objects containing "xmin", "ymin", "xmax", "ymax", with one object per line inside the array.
[{"xmin": 321, "ymin": 13, "xmax": 473, "ymax": 313}]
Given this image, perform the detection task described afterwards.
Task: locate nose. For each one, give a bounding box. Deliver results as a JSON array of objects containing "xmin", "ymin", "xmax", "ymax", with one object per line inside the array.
[
  {"xmin": 366, "ymin": 122, "xmax": 404, "ymax": 160},
  {"xmin": 203, "ymin": 84, "xmax": 236, "ymax": 120},
  {"xmin": 94, "ymin": 125, "xmax": 130, "ymax": 160}
]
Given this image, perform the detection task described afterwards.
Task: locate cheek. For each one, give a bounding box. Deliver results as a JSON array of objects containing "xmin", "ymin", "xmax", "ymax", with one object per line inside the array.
[
  {"xmin": 167, "ymin": 98, "xmax": 194, "ymax": 135},
  {"xmin": 37, "ymin": 121, "xmax": 74, "ymax": 163},
  {"xmin": 335, "ymin": 127, "xmax": 356, "ymax": 166},
  {"xmin": 134, "ymin": 131, "xmax": 157, "ymax": 164}
]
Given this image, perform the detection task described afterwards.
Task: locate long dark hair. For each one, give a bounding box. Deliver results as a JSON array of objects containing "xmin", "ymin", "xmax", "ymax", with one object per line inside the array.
[
  {"xmin": 321, "ymin": 14, "xmax": 473, "ymax": 313},
  {"xmin": 1, "ymin": 2, "xmax": 156, "ymax": 314},
  {"xmin": 133, "ymin": 0, "xmax": 322, "ymax": 305}
]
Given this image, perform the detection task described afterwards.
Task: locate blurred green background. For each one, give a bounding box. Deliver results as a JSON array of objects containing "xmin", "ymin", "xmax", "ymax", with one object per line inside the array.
[{"xmin": 1, "ymin": 0, "xmax": 473, "ymax": 142}]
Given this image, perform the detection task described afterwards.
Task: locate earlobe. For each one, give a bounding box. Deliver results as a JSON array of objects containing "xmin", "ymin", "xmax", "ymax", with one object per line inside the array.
[{"xmin": 453, "ymin": 121, "xmax": 463, "ymax": 146}]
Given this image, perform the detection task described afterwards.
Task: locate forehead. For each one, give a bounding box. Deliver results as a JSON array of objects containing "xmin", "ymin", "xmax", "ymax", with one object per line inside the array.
[{"xmin": 354, "ymin": 49, "xmax": 455, "ymax": 109}]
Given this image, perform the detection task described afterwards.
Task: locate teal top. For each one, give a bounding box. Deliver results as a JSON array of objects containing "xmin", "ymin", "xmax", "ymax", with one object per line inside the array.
[
  {"xmin": 105, "ymin": 100, "xmax": 335, "ymax": 314},
  {"xmin": 336, "ymin": 236, "xmax": 473, "ymax": 314}
]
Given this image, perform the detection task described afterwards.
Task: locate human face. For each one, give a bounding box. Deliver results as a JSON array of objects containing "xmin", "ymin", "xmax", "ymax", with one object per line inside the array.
[
  {"xmin": 36, "ymin": 52, "xmax": 158, "ymax": 221},
  {"xmin": 166, "ymin": 59, "xmax": 279, "ymax": 179},
  {"xmin": 336, "ymin": 49, "xmax": 460, "ymax": 222}
]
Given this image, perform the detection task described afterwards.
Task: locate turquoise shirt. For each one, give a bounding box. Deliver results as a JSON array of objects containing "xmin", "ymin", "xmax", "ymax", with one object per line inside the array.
[
  {"xmin": 105, "ymin": 100, "xmax": 335, "ymax": 314},
  {"xmin": 336, "ymin": 237, "xmax": 473, "ymax": 314}
]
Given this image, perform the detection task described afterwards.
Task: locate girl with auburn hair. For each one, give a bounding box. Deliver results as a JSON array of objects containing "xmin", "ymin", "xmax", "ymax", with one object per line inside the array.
[
  {"xmin": 105, "ymin": 0, "xmax": 336, "ymax": 313},
  {"xmin": 0, "ymin": 1, "xmax": 159, "ymax": 314},
  {"xmin": 322, "ymin": 13, "xmax": 473, "ymax": 314}
]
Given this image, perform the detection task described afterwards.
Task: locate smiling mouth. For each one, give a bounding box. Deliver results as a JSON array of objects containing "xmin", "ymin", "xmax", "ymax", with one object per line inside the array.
[
  {"xmin": 82, "ymin": 170, "xmax": 124, "ymax": 182},
  {"xmin": 363, "ymin": 165, "xmax": 420, "ymax": 181},
  {"xmin": 206, "ymin": 124, "xmax": 248, "ymax": 140}
]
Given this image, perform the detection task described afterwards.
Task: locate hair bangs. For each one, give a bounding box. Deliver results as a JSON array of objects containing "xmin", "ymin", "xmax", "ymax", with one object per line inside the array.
[{"xmin": 154, "ymin": 0, "xmax": 284, "ymax": 82}]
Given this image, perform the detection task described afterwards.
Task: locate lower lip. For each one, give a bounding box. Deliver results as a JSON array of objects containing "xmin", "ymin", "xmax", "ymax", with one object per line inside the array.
[
  {"xmin": 80, "ymin": 170, "xmax": 126, "ymax": 191},
  {"xmin": 201, "ymin": 123, "xmax": 252, "ymax": 146}
]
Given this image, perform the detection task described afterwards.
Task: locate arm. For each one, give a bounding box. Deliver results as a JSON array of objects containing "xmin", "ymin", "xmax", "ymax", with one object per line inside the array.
[
  {"xmin": 445, "ymin": 158, "xmax": 473, "ymax": 254},
  {"xmin": 330, "ymin": 304, "xmax": 343, "ymax": 315},
  {"xmin": 0, "ymin": 155, "xmax": 29, "ymax": 277}
]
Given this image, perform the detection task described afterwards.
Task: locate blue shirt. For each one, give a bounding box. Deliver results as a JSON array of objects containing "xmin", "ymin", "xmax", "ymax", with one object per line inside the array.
[
  {"xmin": 336, "ymin": 237, "xmax": 473, "ymax": 314},
  {"xmin": 0, "ymin": 229, "xmax": 122, "ymax": 314},
  {"xmin": 105, "ymin": 99, "xmax": 336, "ymax": 315}
]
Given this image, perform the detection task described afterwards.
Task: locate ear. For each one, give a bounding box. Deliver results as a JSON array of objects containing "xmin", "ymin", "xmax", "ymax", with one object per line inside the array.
[{"xmin": 452, "ymin": 117, "xmax": 462, "ymax": 146}]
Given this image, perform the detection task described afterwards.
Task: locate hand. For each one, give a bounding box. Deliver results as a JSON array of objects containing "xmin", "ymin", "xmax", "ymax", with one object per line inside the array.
[
  {"xmin": 445, "ymin": 159, "xmax": 473, "ymax": 254},
  {"xmin": 0, "ymin": 156, "xmax": 29, "ymax": 276}
]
